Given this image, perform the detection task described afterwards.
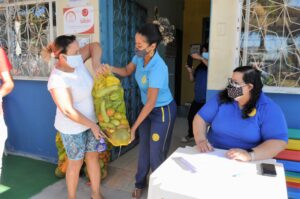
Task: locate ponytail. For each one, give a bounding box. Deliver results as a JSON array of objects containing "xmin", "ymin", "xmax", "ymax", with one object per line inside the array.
[
  {"xmin": 153, "ymin": 17, "xmax": 175, "ymax": 46},
  {"xmin": 137, "ymin": 17, "xmax": 175, "ymax": 47},
  {"xmin": 41, "ymin": 42, "xmax": 54, "ymax": 62}
]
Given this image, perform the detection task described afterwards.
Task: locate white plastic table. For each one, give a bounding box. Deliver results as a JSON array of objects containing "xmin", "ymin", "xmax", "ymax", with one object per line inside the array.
[{"xmin": 148, "ymin": 146, "xmax": 287, "ymax": 199}]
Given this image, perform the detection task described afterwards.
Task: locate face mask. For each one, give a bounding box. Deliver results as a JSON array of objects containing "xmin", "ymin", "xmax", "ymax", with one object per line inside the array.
[
  {"xmin": 227, "ymin": 85, "xmax": 243, "ymax": 99},
  {"xmin": 135, "ymin": 48, "xmax": 148, "ymax": 58},
  {"xmin": 66, "ymin": 55, "xmax": 83, "ymax": 69},
  {"xmin": 202, "ymin": 52, "xmax": 209, "ymax": 60}
]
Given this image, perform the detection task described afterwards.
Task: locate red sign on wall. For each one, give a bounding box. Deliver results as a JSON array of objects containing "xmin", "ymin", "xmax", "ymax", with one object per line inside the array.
[{"xmin": 63, "ymin": 6, "xmax": 94, "ymax": 34}]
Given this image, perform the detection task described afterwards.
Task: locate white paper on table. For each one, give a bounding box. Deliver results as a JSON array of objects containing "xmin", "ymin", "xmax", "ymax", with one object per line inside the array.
[{"xmin": 171, "ymin": 147, "xmax": 251, "ymax": 177}]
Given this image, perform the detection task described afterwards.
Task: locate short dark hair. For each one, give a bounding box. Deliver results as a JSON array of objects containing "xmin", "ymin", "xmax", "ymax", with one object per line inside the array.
[
  {"xmin": 200, "ymin": 43, "xmax": 209, "ymax": 54},
  {"xmin": 202, "ymin": 43, "xmax": 209, "ymax": 51},
  {"xmin": 137, "ymin": 23, "xmax": 162, "ymax": 46},
  {"xmin": 219, "ymin": 66, "xmax": 263, "ymax": 118},
  {"xmin": 54, "ymin": 35, "xmax": 76, "ymax": 55}
]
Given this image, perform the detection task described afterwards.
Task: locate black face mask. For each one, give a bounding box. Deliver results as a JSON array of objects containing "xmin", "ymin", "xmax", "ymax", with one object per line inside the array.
[
  {"xmin": 227, "ymin": 85, "xmax": 243, "ymax": 99},
  {"xmin": 135, "ymin": 48, "xmax": 148, "ymax": 58}
]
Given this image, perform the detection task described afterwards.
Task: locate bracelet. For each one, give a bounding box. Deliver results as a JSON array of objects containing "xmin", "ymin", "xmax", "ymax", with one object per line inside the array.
[
  {"xmin": 197, "ymin": 139, "xmax": 207, "ymax": 144},
  {"xmin": 249, "ymin": 152, "xmax": 255, "ymax": 161}
]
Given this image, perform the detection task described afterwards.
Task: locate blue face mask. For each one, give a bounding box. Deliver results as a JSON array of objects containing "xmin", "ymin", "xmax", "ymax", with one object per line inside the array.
[{"xmin": 202, "ymin": 52, "xmax": 209, "ymax": 60}]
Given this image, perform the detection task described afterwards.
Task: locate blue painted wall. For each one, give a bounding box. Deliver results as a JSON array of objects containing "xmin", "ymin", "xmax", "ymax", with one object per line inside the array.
[
  {"xmin": 207, "ymin": 90, "xmax": 300, "ymax": 129},
  {"xmin": 99, "ymin": 0, "xmax": 114, "ymax": 64},
  {"xmin": 3, "ymin": 80, "xmax": 57, "ymax": 163},
  {"xmin": 2, "ymin": 1, "xmax": 104, "ymax": 163}
]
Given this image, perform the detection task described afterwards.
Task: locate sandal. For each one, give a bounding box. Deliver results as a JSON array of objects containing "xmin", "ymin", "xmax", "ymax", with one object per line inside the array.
[
  {"xmin": 132, "ymin": 188, "xmax": 143, "ymax": 199},
  {"xmin": 91, "ymin": 194, "xmax": 104, "ymax": 199}
]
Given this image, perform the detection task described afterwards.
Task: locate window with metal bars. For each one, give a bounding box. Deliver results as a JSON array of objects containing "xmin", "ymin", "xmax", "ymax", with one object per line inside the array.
[
  {"xmin": 240, "ymin": 0, "xmax": 300, "ymax": 93},
  {"xmin": 0, "ymin": 0, "xmax": 56, "ymax": 80}
]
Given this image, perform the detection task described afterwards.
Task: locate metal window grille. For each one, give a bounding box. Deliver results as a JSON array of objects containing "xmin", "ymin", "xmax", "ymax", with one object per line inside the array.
[
  {"xmin": 0, "ymin": 0, "xmax": 56, "ymax": 80},
  {"xmin": 240, "ymin": 0, "xmax": 300, "ymax": 93}
]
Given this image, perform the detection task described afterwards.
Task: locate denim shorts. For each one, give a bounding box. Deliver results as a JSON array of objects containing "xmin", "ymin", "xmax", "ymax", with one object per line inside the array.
[{"xmin": 60, "ymin": 129, "xmax": 98, "ymax": 160}]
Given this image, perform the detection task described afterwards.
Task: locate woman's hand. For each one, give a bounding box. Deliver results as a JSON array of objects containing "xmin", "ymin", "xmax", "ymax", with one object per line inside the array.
[
  {"xmin": 99, "ymin": 64, "xmax": 111, "ymax": 74},
  {"xmin": 93, "ymin": 63, "xmax": 103, "ymax": 77},
  {"xmin": 130, "ymin": 127, "xmax": 137, "ymax": 143},
  {"xmin": 91, "ymin": 123, "xmax": 105, "ymax": 140},
  {"xmin": 185, "ymin": 65, "xmax": 193, "ymax": 73},
  {"xmin": 196, "ymin": 139, "xmax": 214, "ymax": 152},
  {"xmin": 226, "ymin": 148, "xmax": 251, "ymax": 162}
]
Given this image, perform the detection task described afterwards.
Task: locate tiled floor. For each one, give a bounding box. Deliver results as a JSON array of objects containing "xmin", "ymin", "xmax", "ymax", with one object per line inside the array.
[{"xmin": 22, "ymin": 117, "xmax": 194, "ymax": 199}]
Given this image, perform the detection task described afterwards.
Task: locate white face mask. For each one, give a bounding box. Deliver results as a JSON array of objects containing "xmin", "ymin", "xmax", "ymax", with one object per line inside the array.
[{"xmin": 66, "ymin": 55, "xmax": 83, "ymax": 69}]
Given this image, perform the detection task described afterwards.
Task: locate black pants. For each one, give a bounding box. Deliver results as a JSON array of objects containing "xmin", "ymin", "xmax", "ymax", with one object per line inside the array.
[{"xmin": 187, "ymin": 100, "xmax": 205, "ymax": 137}]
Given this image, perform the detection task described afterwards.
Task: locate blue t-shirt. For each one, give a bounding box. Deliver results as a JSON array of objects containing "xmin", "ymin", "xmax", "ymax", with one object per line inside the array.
[
  {"xmin": 197, "ymin": 93, "xmax": 288, "ymax": 150},
  {"xmin": 132, "ymin": 51, "xmax": 173, "ymax": 107},
  {"xmin": 194, "ymin": 65, "xmax": 207, "ymax": 103}
]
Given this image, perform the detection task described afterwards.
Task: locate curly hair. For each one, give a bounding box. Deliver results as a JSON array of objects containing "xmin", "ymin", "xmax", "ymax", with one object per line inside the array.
[
  {"xmin": 219, "ymin": 66, "xmax": 263, "ymax": 118},
  {"xmin": 137, "ymin": 17, "xmax": 175, "ymax": 47},
  {"xmin": 153, "ymin": 17, "xmax": 175, "ymax": 45}
]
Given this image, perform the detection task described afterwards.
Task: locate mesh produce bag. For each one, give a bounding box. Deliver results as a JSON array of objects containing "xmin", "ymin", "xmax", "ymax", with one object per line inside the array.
[{"xmin": 92, "ymin": 72, "xmax": 130, "ymax": 146}]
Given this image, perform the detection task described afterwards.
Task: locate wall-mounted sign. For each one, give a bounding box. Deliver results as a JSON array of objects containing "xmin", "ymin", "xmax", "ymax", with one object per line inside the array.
[
  {"xmin": 68, "ymin": 0, "xmax": 88, "ymax": 7},
  {"xmin": 77, "ymin": 36, "xmax": 91, "ymax": 47},
  {"xmin": 63, "ymin": 6, "xmax": 94, "ymax": 34}
]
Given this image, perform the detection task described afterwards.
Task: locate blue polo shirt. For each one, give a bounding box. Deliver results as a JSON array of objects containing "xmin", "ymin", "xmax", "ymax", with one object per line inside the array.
[
  {"xmin": 197, "ymin": 93, "xmax": 288, "ymax": 150},
  {"xmin": 132, "ymin": 51, "xmax": 173, "ymax": 107}
]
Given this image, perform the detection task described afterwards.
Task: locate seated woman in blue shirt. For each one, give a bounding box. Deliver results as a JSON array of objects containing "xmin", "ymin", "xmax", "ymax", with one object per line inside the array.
[{"xmin": 193, "ymin": 66, "xmax": 288, "ymax": 161}]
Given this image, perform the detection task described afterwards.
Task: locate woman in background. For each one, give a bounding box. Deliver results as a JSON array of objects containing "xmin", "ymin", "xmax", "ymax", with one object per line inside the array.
[{"xmin": 181, "ymin": 43, "xmax": 209, "ymax": 143}]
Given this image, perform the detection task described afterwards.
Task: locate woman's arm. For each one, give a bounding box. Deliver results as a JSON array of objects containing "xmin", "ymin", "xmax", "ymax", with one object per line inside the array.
[
  {"xmin": 110, "ymin": 62, "xmax": 136, "ymax": 77},
  {"xmin": 193, "ymin": 114, "xmax": 213, "ymax": 152},
  {"xmin": 251, "ymin": 139, "xmax": 287, "ymax": 160},
  {"xmin": 79, "ymin": 42, "xmax": 102, "ymax": 73},
  {"xmin": 191, "ymin": 53, "xmax": 208, "ymax": 67},
  {"xmin": 50, "ymin": 88, "xmax": 103, "ymax": 139},
  {"xmin": 0, "ymin": 71, "xmax": 14, "ymax": 97},
  {"xmin": 130, "ymin": 88, "xmax": 158, "ymax": 141},
  {"xmin": 201, "ymin": 58, "xmax": 208, "ymax": 67},
  {"xmin": 185, "ymin": 65, "xmax": 194, "ymax": 82},
  {"xmin": 226, "ymin": 140, "xmax": 287, "ymax": 162}
]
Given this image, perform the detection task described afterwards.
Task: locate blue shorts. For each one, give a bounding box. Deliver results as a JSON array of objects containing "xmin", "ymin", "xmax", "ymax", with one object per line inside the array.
[{"xmin": 60, "ymin": 129, "xmax": 98, "ymax": 160}]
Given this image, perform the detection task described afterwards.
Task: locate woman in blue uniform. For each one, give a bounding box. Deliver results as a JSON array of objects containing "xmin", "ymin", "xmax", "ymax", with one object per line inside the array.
[
  {"xmin": 181, "ymin": 43, "xmax": 209, "ymax": 143},
  {"xmin": 193, "ymin": 66, "xmax": 288, "ymax": 161},
  {"xmin": 107, "ymin": 18, "xmax": 177, "ymax": 199}
]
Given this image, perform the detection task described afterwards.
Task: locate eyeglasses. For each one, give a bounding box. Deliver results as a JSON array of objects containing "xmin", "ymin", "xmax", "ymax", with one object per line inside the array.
[{"xmin": 227, "ymin": 78, "xmax": 246, "ymax": 88}]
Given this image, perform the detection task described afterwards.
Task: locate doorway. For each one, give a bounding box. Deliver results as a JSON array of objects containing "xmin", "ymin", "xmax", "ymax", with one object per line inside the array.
[{"xmin": 180, "ymin": 0, "xmax": 211, "ymax": 106}]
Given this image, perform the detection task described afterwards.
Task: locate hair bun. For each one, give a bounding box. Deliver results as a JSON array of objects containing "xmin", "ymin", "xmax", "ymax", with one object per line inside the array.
[
  {"xmin": 153, "ymin": 17, "xmax": 175, "ymax": 45},
  {"xmin": 41, "ymin": 42, "xmax": 59, "ymax": 62}
]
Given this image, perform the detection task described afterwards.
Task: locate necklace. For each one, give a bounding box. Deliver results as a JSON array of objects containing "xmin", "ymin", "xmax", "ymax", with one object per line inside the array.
[{"xmin": 144, "ymin": 50, "xmax": 155, "ymax": 66}]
